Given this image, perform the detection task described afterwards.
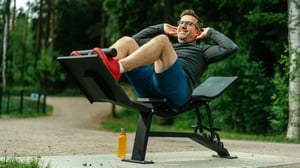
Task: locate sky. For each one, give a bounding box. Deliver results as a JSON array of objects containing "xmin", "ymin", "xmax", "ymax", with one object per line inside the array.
[{"xmin": 16, "ymin": 0, "xmax": 31, "ymax": 9}]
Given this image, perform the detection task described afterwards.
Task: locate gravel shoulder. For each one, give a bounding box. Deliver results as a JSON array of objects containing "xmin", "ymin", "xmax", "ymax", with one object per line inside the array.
[{"xmin": 0, "ymin": 96, "xmax": 299, "ymax": 158}]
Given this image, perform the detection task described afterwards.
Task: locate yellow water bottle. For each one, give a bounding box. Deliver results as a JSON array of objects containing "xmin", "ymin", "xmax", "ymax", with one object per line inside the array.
[{"xmin": 118, "ymin": 128, "xmax": 127, "ymax": 158}]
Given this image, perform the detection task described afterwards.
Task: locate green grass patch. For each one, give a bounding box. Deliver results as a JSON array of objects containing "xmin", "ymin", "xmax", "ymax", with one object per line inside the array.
[
  {"xmin": 0, "ymin": 156, "xmax": 51, "ymax": 168},
  {"xmin": 102, "ymin": 108, "xmax": 181, "ymax": 133},
  {"xmin": 1, "ymin": 98, "xmax": 53, "ymax": 118},
  {"xmin": 219, "ymin": 132, "xmax": 300, "ymax": 143},
  {"xmin": 102, "ymin": 108, "xmax": 139, "ymax": 132}
]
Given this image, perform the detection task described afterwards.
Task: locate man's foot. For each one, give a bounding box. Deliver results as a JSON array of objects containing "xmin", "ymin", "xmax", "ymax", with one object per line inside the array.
[
  {"xmin": 70, "ymin": 51, "xmax": 81, "ymax": 56},
  {"xmin": 92, "ymin": 48, "xmax": 121, "ymax": 81}
]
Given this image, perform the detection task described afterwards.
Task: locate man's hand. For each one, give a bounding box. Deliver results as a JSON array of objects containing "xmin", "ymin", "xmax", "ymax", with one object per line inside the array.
[
  {"xmin": 197, "ymin": 27, "xmax": 210, "ymax": 40},
  {"xmin": 164, "ymin": 23, "xmax": 178, "ymax": 37}
]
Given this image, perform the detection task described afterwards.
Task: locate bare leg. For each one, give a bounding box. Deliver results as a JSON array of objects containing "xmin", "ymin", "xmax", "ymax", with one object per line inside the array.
[
  {"xmin": 119, "ymin": 34, "xmax": 177, "ymax": 73},
  {"xmin": 110, "ymin": 36, "xmax": 139, "ymax": 59}
]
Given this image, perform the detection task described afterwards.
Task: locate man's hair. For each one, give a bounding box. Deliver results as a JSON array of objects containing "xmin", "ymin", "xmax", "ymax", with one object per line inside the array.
[{"xmin": 180, "ymin": 9, "xmax": 203, "ymax": 29}]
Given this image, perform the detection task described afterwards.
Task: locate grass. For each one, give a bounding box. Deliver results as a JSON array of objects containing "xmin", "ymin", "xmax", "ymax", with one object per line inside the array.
[
  {"xmin": 0, "ymin": 156, "xmax": 51, "ymax": 168},
  {"xmin": 218, "ymin": 132, "xmax": 295, "ymax": 143},
  {"xmin": 102, "ymin": 108, "xmax": 300, "ymax": 144},
  {"xmin": 102, "ymin": 108, "xmax": 181, "ymax": 133}
]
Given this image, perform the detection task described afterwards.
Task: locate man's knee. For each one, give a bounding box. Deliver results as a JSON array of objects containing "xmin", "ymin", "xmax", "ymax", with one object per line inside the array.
[
  {"xmin": 154, "ymin": 34, "xmax": 170, "ymax": 45},
  {"xmin": 119, "ymin": 36, "xmax": 136, "ymax": 45}
]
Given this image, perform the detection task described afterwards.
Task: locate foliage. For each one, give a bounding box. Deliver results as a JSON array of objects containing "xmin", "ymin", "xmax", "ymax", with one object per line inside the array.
[
  {"xmin": 103, "ymin": 0, "xmax": 167, "ymax": 44},
  {"xmin": 55, "ymin": 0, "xmax": 103, "ymax": 53},
  {"xmin": 242, "ymin": 0, "xmax": 287, "ymax": 76},
  {"xmin": 175, "ymin": 50, "xmax": 274, "ymax": 134},
  {"xmin": 226, "ymin": 52, "xmax": 273, "ymax": 134},
  {"xmin": 0, "ymin": 156, "xmax": 51, "ymax": 168},
  {"xmin": 269, "ymin": 67, "xmax": 288, "ymax": 134},
  {"xmin": 102, "ymin": 107, "xmax": 191, "ymax": 133},
  {"xmin": 268, "ymin": 48, "xmax": 289, "ymax": 134},
  {"xmin": 8, "ymin": 14, "xmax": 36, "ymax": 89},
  {"xmin": 102, "ymin": 108, "xmax": 139, "ymax": 132},
  {"xmin": 6, "ymin": 11, "xmax": 63, "ymax": 94},
  {"xmin": 36, "ymin": 47, "xmax": 63, "ymax": 93}
]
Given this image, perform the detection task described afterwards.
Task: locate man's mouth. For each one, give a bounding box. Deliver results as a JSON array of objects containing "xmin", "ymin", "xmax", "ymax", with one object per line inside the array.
[{"xmin": 179, "ymin": 29, "xmax": 188, "ymax": 33}]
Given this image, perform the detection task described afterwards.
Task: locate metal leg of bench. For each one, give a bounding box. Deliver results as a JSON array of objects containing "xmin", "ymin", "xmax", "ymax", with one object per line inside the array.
[
  {"xmin": 201, "ymin": 103, "xmax": 237, "ymax": 158},
  {"xmin": 122, "ymin": 111, "xmax": 154, "ymax": 164},
  {"xmin": 193, "ymin": 107, "xmax": 207, "ymax": 134},
  {"xmin": 205, "ymin": 103, "xmax": 218, "ymax": 140}
]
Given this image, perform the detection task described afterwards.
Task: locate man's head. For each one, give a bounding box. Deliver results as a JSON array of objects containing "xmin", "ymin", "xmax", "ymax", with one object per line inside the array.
[{"xmin": 177, "ymin": 9, "xmax": 203, "ymax": 43}]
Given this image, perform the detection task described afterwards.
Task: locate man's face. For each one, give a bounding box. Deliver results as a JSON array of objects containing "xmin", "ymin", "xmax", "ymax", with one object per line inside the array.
[{"xmin": 177, "ymin": 15, "xmax": 201, "ymax": 43}]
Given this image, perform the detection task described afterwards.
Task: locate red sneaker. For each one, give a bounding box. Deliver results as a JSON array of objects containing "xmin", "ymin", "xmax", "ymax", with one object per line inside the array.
[
  {"xmin": 70, "ymin": 51, "xmax": 81, "ymax": 56},
  {"xmin": 91, "ymin": 48, "xmax": 121, "ymax": 81}
]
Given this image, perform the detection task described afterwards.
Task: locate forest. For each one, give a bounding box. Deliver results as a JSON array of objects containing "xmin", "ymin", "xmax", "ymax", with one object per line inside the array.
[{"xmin": 0, "ymin": 0, "xmax": 299, "ymax": 138}]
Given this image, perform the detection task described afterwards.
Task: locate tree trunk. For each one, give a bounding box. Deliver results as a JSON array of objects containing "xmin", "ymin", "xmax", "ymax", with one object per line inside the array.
[
  {"xmin": 49, "ymin": 0, "xmax": 55, "ymax": 55},
  {"xmin": 2, "ymin": 19, "xmax": 8, "ymax": 90},
  {"xmin": 287, "ymin": 0, "xmax": 300, "ymax": 140},
  {"xmin": 2, "ymin": 0, "xmax": 11, "ymax": 91},
  {"xmin": 11, "ymin": 0, "xmax": 16, "ymax": 32},
  {"xmin": 35, "ymin": 0, "xmax": 43, "ymax": 61}
]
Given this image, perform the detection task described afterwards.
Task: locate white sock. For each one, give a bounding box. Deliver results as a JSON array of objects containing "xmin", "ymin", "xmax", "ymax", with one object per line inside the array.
[{"xmin": 119, "ymin": 61, "xmax": 125, "ymax": 73}]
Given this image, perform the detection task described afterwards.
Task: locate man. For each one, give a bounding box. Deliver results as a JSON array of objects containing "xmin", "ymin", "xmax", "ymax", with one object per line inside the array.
[{"xmin": 74, "ymin": 9, "xmax": 238, "ymax": 107}]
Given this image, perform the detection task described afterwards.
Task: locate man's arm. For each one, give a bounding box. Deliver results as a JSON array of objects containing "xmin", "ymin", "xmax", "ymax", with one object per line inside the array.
[
  {"xmin": 132, "ymin": 24, "xmax": 165, "ymax": 46},
  {"xmin": 201, "ymin": 28, "xmax": 238, "ymax": 64}
]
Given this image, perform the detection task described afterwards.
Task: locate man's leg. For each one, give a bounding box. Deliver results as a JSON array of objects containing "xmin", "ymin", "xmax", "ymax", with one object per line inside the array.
[
  {"xmin": 110, "ymin": 36, "xmax": 140, "ymax": 59},
  {"xmin": 92, "ymin": 34, "xmax": 177, "ymax": 81},
  {"xmin": 90, "ymin": 36, "xmax": 139, "ymax": 81},
  {"xmin": 119, "ymin": 34, "xmax": 177, "ymax": 73}
]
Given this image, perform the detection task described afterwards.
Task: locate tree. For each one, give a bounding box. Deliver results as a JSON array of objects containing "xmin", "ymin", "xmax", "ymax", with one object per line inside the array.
[
  {"xmin": 35, "ymin": 0, "xmax": 43, "ymax": 63},
  {"xmin": 1, "ymin": 0, "xmax": 11, "ymax": 90},
  {"xmin": 287, "ymin": 0, "xmax": 300, "ymax": 140},
  {"xmin": 55, "ymin": 0, "xmax": 103, "ymax": 54}
]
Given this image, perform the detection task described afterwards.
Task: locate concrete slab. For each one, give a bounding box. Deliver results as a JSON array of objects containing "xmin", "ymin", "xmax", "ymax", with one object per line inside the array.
[{"xmin": 7, "ymin": 151, "xmax": 300, "ymax": 168}]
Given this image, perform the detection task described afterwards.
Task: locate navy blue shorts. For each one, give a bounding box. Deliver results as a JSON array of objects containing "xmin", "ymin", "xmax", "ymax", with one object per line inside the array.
[{"xmin": 125, "ymin": 59, "xmax": 190, "ymax": 107}]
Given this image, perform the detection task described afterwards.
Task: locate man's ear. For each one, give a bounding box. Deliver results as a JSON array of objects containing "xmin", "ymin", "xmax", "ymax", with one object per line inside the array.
[
  {"xmin": 195, "ymin": 29, "xmax": 202, "ymax": 39},
  {"xmin": 196, "ymin": 29, "xmax": 202, "ymax": 36}
]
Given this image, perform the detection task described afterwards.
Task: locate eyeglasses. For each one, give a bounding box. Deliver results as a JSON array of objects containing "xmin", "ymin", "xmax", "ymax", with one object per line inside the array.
[
  {"xmin": 177, "ymin": 20, "xmax": 197, "ymax": 28},
  {"xmin": 177, "ymin": 20, "xmax": 203, "ymax": 30}
]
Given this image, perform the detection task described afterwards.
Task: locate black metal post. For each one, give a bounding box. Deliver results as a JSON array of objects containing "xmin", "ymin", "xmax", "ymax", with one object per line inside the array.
[
  {"xmin": 112, "ymin": 103, "xmax": 116, "ymax": 118},
  {"xmin": 205, "ymin": 103, "xmax": 216, "ymax": 139},
  {"xmin": 19, "ymin": 90, "xmax": 24, "ymax": 114},
  {"xmin": 42, "ymin": 93, "xmax": 47, "ymax": 113},
  {"xmin": 123, "ymin": 111, "xmax": 154, "ymax": 164},
  {"xmin": 194, "ymin": 107, "xmax": 203, "ymax": 133},
  {"xmin": 0, "ymin": 87, "xmax": 2, "ymax": 115},
  {"xmin": 37, "ymin": 93, "xmax": 41, "ymax": 113},
  {"xmin": 6, "ymin": 91, "xmax": 10, "ymax": 114}
]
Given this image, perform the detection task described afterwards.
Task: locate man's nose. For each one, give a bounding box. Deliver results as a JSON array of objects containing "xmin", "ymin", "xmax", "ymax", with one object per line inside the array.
[{"xmin": 180, "ymin": 24, "xmax": 187, "ymax": 29}]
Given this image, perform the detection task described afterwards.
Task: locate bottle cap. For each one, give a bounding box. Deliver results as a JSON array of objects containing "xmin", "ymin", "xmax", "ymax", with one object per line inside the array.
[{"xmin": 121, "ymin": 128, "xmax": 126, "ymax": 132}]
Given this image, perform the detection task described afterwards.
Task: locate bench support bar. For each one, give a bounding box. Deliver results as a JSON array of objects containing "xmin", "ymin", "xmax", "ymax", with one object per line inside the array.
[{"xmin": 124, "ymin": 102, "xmax": 237, "ymax": 164}]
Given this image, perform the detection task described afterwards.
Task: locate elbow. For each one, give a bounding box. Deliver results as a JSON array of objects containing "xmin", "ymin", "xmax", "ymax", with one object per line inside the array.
[
  {"xmin": 233, "ymin": 43, "xmax": 239, "ymax": 53},
  {"xmin": 228, "ymin": 43, "xmax": 238, "ymax": 55}
]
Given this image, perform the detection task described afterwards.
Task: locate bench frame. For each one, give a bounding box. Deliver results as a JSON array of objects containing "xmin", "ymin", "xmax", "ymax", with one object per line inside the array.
[{"xmin": 57, "ymin": 54, "xmax": 238, "ymax": 164}]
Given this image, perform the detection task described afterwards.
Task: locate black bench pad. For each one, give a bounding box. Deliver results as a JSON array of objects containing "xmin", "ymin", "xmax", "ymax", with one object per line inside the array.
[{"xmin": 137, "ymin": 76, "xmax": 238, "ymax": 116}]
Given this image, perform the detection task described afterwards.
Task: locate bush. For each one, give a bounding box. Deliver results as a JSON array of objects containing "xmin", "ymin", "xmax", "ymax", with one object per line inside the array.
[
  {"xmin": 268, "ymin": 54, "xmax": 289, "ymax": 134},
  {"xmin": 190, "ymin": 50, "xmax": 274, "ymax": 134}
]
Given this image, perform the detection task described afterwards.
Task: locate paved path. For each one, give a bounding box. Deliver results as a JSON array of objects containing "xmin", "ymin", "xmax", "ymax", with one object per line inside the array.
[{"xmin": 0, "ymin": 97, "xmax": 117, "ymax": 156}]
